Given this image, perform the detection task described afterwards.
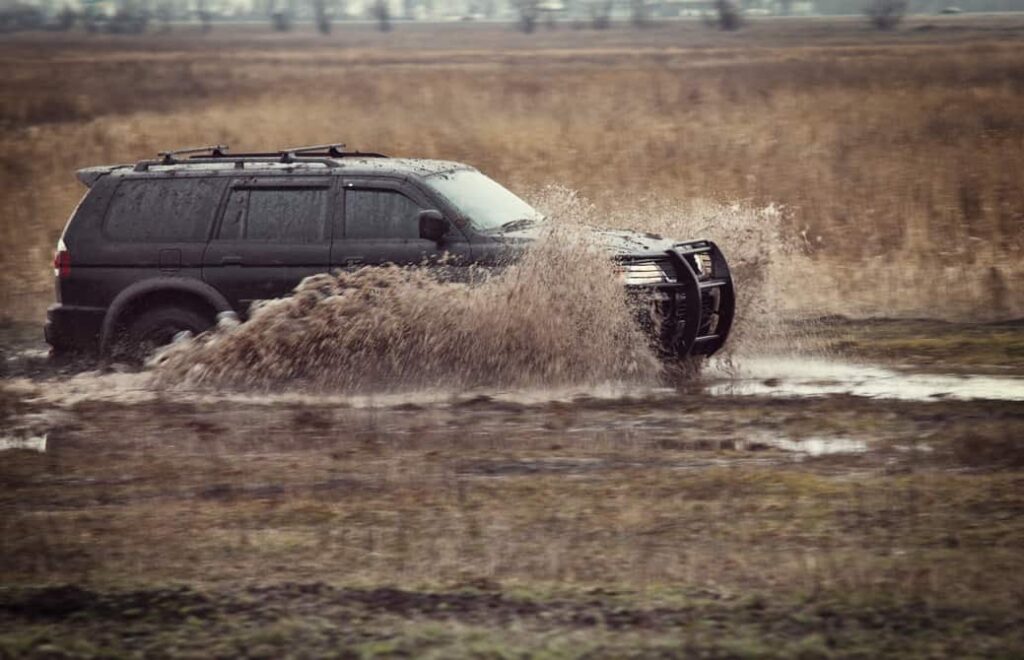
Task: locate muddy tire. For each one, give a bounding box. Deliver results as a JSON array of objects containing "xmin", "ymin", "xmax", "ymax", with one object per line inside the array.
[{"xmin": 116, "ymin": 305, "xmax": 211, "ymax": 363}]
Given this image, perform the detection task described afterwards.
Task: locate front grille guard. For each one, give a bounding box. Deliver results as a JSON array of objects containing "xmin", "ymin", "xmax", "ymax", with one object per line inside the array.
[{"xmin": 622, "ymin": 239, "xmax": 735, "ymax": 358}]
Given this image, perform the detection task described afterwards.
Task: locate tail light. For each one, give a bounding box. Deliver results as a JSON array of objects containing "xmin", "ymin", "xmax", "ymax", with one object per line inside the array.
[{"xmin": 53, "ymin": 238, "xmax": 70, "ymax": 279}]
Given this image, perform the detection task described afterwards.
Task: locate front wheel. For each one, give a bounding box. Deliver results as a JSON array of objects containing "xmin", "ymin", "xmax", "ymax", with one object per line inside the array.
[
  {"xmin": 116, "ymin": 305, "xmax": 212, "ymax": 363},
  {"xmin": 662, "ymin": 355, "xmax": 705, "ymax": 385}
]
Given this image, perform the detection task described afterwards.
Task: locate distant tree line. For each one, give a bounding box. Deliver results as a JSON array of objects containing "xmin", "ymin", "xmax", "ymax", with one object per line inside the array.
[{"xmin": 7, "ymin": 0, "xmax": 1024, "ymax": 35}]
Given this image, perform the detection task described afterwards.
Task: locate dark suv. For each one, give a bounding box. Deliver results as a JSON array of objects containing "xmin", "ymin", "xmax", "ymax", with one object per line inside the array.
[{"xmin": 46, "ymin": 144, "xmax": 734, "ymax": 360}]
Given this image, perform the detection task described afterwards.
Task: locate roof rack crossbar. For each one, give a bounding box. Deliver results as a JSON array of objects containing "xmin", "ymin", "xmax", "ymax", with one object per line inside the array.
[
  {"xmin": 283, "ymin": 143, "xmax": 347, "ymax": 157},
  {"xmin": 157, "ymin": 144, "xmax": 229, "ymax": 163}
]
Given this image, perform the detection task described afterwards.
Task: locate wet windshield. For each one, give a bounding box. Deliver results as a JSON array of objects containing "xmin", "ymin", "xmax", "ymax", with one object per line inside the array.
[{"xmin": 425, "ymin": 169, "xmax": 544, "ymax": 232}]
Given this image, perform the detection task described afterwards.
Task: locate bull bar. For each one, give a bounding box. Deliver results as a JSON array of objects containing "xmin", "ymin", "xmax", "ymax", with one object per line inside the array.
[{"xmin": 621, "ymin": 239, "xmax": 735, "ymax": 358}]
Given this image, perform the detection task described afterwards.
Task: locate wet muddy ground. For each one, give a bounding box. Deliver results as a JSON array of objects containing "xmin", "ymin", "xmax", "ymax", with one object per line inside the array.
[{"xmin": 1, "ymin": 318, "xmax": 1023, "ymax": 657}]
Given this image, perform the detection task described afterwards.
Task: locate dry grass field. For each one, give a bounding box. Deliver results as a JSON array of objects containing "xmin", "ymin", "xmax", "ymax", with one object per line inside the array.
[{"xmin": 2, "ymin": 16, "xmax": 1023, "ymax": 324}]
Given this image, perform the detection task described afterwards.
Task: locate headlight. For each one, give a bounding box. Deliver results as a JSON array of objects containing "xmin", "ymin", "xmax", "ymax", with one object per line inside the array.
[
  {"xmin": 690, "ymin": 252, "xmax": 712, "ymax": 279},
  {"xmin": 616, "ymin": 260, "xmax": 675, "ymax": 285}
]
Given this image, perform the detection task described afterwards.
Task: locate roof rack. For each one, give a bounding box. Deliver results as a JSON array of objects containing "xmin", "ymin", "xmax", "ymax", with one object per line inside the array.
[
  {"xmin": 134, "ymin": 143, "xmax": 388, "ymax": 172},
  {"xmin": 208, "ymin": 144, "xmax": 389, "ymax": 161}
]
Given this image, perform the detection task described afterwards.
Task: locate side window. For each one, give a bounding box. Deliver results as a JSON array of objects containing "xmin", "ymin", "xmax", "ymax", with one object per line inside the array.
[
  {"xmin": 216, "ymin": 187, "xmax": 328, "ymax": 243},
  {"xmin": 345, "ymin": 189, "xmax": 424, "ymax": 240},
  {"xmin": 104, "ymin": 178, "xmax": 221, "ymax": 242}
]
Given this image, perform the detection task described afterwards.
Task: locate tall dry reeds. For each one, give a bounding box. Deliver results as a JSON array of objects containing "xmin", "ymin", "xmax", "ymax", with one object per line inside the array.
[{"xmin": 2, "ymin": 22, "xmax": 1022, "ymax": 322}]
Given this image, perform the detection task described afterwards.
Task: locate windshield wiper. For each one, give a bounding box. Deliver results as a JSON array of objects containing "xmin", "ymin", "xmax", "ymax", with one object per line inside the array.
[{"xmin": 496, "ymin": 217, "xmax": 539, "ymax": 232}]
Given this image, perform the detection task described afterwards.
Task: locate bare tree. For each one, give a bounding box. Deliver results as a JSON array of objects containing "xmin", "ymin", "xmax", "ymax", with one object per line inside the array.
[
  {"xmin": 55, "ymin": 4, "xmax": 77, "ymax": 30},
  {"xmin": 197, "ymin": 0, "xmax": 212, "ymax": 33},
  {"xmin": 715, "ymin": 0, "xmax": 741, "ymax": 30},
  {"xmin": 630, "ymin": 0, "xmax": 649, "ymax": 27},
  {"xmin": 154, "ymin": 0, "xmax": 172, "ymax": 32},
  {"xmin": 84, "ymin": 4, "xmax": 100, "ymax": 32},
  {"xmin": 865, "ymin": 0, "xmax": 907, "ymax": 29},
  {"xmin": 516, "ymin": 0, "xmax": 538, "ymax": 33},
  {"xmin": 589, "ymin": 0, "xmax": 612, "ymax": 29},
  {"xmin": 371, "ymin": 0, "xmax": 391, "ymax": 31},
  {"xmin": 270, "ymin": 0, "xmax": 292, "ymax": 30},
  {"xmin": 313, "ymin": 0, "xmax": 331, "ymax": 34}
]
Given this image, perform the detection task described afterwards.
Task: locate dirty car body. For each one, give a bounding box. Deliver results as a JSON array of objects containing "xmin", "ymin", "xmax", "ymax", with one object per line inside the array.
[{"xmin": 45, "ymin": 145, "xmax": 735, "ymax": 360}]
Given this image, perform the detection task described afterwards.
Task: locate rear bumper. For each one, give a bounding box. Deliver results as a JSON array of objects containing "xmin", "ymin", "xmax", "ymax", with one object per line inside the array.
[
  {"xmin": 626, "ymin": 240, "xmax": 736, "ymax": 358},
  {"xmin": 44, "ymin": 303, "xmax": 105, "ymax": 353}
]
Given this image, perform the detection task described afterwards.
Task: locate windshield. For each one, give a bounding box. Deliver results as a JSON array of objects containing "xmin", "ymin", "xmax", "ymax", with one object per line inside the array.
[{"xmin": 425, "ymin": 169, "xmax": 544, "ymax": 232}]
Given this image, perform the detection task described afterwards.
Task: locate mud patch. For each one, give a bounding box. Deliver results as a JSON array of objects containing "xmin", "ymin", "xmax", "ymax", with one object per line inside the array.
[{"xmin": 2, "ymin": 582, "xmax": 1020, "ymax": 658}]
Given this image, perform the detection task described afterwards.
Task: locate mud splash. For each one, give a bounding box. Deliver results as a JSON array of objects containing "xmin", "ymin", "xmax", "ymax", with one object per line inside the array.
[
  {"xmin": 151, "ymin": 225, "xmax": 660, "ymax": 392},
  {"xmin": 144, "ymin": 191, "xmax": 806, "ymax": 393},
  {"xmin": 530, "ymin": 189, "xmax": 808, "ymax": 358}
]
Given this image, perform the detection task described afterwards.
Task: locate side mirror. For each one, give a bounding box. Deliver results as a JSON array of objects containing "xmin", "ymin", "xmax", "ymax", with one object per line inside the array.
[{"xmin": 418, "ymin": 210, "xmax": 448, "ymax": 243}]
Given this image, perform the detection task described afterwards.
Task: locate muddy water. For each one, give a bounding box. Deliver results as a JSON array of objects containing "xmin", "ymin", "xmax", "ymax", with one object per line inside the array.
[
  {"xmin": 749, "ymin": 436, "xmax": 869, "ymax": 456},
  {"xmin": 0, "ymin": 434, "xmax": 46, "ymax": 452},
  {"xmin": 706, "ymin": 356, "xmax": 1024, "ymax": 402},
  {"xmin": 7, "ymin": 353, "xmax": 1022, "ymax": 419}
]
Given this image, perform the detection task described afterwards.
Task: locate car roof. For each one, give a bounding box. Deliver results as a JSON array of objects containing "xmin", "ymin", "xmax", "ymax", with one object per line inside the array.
[
  {"xmin": 78, "ymin": 157, "xmax": 472, "ymax": 187},
  {"xmin": 337, "ymin": 157, "xmax": 473, "ymax": 178}
]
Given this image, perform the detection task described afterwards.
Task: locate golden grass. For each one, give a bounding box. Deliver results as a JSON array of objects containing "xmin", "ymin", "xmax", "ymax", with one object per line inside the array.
[{"xmin": 2, "ymin": 17, "xmax": 1023, "ymax": 322}]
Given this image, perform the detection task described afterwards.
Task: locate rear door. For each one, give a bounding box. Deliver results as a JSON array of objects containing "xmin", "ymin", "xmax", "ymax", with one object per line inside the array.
[
  {"xmin": 331, "ymin": 177, "xmax": 470, "ymax": 269},
  {"xmin": 202, "ymin": 176, "xmax": 335, "ymax": 315}
]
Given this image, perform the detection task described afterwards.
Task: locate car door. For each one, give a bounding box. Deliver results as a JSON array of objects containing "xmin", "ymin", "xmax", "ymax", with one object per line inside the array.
[
  {"xmin": 202, "ymin": 176, "xmax": 335, "ymax": 315},
  {"xmin": 331, "ymin": 178, "xmax": 471, "ymax": 271}
]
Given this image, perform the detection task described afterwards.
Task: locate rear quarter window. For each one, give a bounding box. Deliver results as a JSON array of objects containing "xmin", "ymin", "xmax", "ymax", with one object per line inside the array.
[{"xmin": 103, "ymin": 177, "xmax": 223, "ymax": 242}]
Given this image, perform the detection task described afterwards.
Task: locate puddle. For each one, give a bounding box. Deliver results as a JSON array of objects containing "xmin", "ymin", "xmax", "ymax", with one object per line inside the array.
[
  {"xmin": 9, "ymin": 355, "xmax": 1022, "ymax": 412},
  {"xmin": 745, "ymin": 436, "xmax": 868, "ymax": 456},
  {"xmin": 14, "ymin": 371, "xmax": 675, "ymax": 412},
  {"xmin": 707, "ymin": 357, "xmax": 1024, "ymax": 402},
  {"xmin": 0, "ymin": 434, "xmax": 47, "ymax": 453}
]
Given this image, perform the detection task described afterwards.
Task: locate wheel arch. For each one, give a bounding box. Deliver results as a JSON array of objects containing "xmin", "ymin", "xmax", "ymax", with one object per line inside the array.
[{"xmin": 100, "ymin": 278, "xmax": 233, "ymax": 355}]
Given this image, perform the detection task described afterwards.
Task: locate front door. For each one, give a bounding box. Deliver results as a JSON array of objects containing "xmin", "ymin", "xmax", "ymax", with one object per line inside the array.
[
  {"xmin": 331, "ymin": 178, "xmax": 471, "ymax": 272},
  {"xmin": 202, "ymin": 176, "xmax": 335, "ymax": 316}
]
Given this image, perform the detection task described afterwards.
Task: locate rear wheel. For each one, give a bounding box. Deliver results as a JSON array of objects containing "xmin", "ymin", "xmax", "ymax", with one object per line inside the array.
[{"xmin": 116, "ymin": 305, "xmax": 212, "ymax": 363}]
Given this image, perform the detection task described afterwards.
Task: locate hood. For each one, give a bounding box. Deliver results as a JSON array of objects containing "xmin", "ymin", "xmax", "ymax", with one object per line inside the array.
[{"xmin": 490, "ymin": 224, "xmax": 676, "ymax": 256}]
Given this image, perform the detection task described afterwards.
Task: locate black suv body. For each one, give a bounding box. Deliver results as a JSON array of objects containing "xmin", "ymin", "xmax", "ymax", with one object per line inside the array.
[{"xmin": 46, "ymin": 145, "xmax": 735, "ymax": 360}]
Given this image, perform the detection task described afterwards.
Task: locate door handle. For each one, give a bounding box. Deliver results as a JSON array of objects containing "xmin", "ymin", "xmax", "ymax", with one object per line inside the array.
[
  {"xmin": 221, "ymin": 256, "xmax": 242, "ymax": 266},
  {"xmin": 343, "ymin": 257, "xmax": 364, "ymax": 267}
]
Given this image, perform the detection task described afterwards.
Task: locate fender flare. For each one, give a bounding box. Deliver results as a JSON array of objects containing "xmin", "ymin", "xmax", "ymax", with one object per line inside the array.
[{"xmin": 99, "ymin": 277, "xmax": 233, "ymax": 354}]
